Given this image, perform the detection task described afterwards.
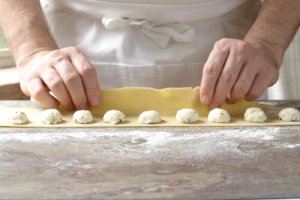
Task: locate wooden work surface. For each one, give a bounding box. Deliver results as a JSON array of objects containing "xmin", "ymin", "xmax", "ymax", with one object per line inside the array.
[
  {"xmin": 0, "ymin": 67, "xmax": 28, "ymax": 100},
  {"xmin": 0, "ymin": 100, "xmax": 300, "ymax": 199}
]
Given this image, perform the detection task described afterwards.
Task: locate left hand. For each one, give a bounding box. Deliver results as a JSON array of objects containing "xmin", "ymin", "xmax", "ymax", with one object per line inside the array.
[{"xmin": 200, "ymin": 38, "xmax": 280, "ymax": 107}]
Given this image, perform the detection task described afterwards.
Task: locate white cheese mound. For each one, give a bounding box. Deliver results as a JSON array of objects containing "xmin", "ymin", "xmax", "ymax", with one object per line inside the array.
[
  {"xmin": 176, "ymin": 108, "xmax": 199, "ymax": 124},
  {"xmin": 244, "ymin": 107, "xmax": 267, "ymax": 123},
  {"xmin": 278, "ymin": 107, "xmax": 300, "ymax": 122},
  {"xmin": 73, "ymin": 110, "xmax": 93, "ymax": 124},
  {"xmin": 40, "ymin": 109, "xmax": 63, "ymax": 125},
  {"xmin": 103, "ymin": 110, "xmax": 126, "ymax": 125},
  {"xmin": 208, "ymin": 108, "xmax": 231, "ymax": 123},
  {"xmin": 138, "ymin": 110, "xmax": 161, "ymax": 124}
]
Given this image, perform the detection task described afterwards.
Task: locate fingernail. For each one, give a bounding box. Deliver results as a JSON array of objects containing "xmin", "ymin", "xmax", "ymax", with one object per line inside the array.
[
  {"xmin": 79, "ymin": 103, "xmax": 89, "ymax": 110},
  {"xmin": 90, "ymin": 95, "xmax": 100, "ymax": 107},
  {"xmin": 201, "ymin": 94, "xmax": 210, "ymax": 104}
]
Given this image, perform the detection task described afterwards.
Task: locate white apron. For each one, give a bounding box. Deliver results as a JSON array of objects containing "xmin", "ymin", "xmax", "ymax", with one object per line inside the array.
[
  {"xmin": 40, "ymin": 0, "xmax": 261, "ymax": 89},
  {"xmin": 268, "ymin": 29, "xmax": 300, "ymax": 100}
]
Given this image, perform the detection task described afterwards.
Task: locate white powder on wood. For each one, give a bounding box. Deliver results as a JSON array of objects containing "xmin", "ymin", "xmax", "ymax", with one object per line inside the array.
[{"xmin": 0, "ymin": 127, "xmax": 299, "ymax": 163}]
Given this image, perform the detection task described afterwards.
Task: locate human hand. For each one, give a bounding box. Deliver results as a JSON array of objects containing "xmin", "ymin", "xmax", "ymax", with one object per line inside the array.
[
  {"xmin": 200, "ymin": 38, "xmax": 280, "ymax": 107},
  {"xmin": 18, "ymin": 47, "xmax": 101, "ymax": 110}
]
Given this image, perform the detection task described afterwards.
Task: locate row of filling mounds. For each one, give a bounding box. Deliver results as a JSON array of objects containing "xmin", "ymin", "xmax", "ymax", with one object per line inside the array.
[{"xmin": 5, "ymin": 107, "xmax": 300, "ymax": 125}]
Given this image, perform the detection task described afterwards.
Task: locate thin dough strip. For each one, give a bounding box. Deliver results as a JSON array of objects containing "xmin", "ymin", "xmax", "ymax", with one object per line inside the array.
[
  {"xmin": 1, "ymin": 87, "xmax": 295, "ymax": 128},
  {"xmin": 90, "ymin": 87, "xmax": 265, "ymax": 117}
]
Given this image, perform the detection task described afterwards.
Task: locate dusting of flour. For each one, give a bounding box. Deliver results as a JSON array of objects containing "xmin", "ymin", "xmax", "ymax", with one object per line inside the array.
[{"xmin": 0, "ymin": 127, "xmax": 299, "ymax": 162}]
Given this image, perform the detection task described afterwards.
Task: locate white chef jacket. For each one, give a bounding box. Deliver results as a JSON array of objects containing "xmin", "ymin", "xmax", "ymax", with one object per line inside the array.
[{"xmin": 40, "ymin": 0, "xmax": 261, "ymax": 89}]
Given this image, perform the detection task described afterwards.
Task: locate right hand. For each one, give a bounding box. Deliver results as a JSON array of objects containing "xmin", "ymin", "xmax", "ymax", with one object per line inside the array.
[
  {"xmin": 18, "ymin": 47, "xmax": 101, "ymax": 110},
  {"xmin": 200, "ymin": 38, "xmax": 280, "ymax": 107}
]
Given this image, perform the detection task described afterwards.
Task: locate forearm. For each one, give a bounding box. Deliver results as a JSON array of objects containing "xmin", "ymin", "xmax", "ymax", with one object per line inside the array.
[
  {"xmin": 244, "ymin": 0, "xmax": 300, "ymax": 67},
  {"xmin": 0, "ymin": 0, "xmax": 57, "ymax": 67}
]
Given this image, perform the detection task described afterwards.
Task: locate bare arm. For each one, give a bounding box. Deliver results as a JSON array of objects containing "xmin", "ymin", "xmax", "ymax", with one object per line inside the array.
[
  {"xmin": 0, "ymin": 0, "xmax": 57, "ymax": 67},
  {"xmin": 0, "ymin": 0, "xmax": 100, "ymax": 109},
  {"xmin": 245, "ymin": 0, "xmax": 300, "ymax": 67},
  {"xmin": 200, "ymin": 0, "xmax": 300, "ymax": 107}
]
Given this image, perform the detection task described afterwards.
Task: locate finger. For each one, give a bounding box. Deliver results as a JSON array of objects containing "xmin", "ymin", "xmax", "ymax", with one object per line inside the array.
[
  {"xmin": 20, "ymin": 81, "xmax": 30, "ymax": 97},
  {"xmin": 27, "ymin": 78, "xmax": 59, "ymax": 108},
  {"xmin": 40, "ymin": 67, "xmax": 75, "ymax": 110},
  {"xmin": 227, "ymin": 62, "xmax": 257, "ymax": 103},
  {"xmin": 245, "ymin": 73, "xmax": 269, "ymax": 101},
  {"xmin": 53, "ymin": 57, "xmax": 89, "ymax": 109},
  {"xmin": 209, "ymin": 51, "xmax": 244, "ymax": 107},
  {"xmin": 67, "ymin": 48, "xmax": 101, "ymax": 107},
  {"xmin": 200, "ymin": 42, "xmax": 229, "ymax": 105}
]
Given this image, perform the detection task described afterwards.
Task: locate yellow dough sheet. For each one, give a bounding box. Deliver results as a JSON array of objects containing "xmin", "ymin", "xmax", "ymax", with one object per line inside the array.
[{"xmin": 0, "ymin": 87, "xmax": 298, "ymax": 127}]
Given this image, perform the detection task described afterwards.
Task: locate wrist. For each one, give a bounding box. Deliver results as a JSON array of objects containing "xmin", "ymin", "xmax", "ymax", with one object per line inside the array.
[
  {"xmin": 244, "ymin": 36, "xmax": 284, "ymax": 69},
  {"xmin": 15, "ymin": 47, "xmax": 56, "ymax": 68}
]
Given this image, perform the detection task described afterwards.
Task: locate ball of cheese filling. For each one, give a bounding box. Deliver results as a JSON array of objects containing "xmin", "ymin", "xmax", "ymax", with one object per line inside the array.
[
  {"xmin": 138, "ymin": 110, "xmax": 161, "ymax": 124},
  {"xmin": 73, "ymin": 110, "xmax": 93, "ymax": 124},
  {"xmin": 244, "ymin": 107, "xmax": 267, "ymax": 123},
  {"xmin": 208, "ymin": 108, "xmax": 231, "ymax": 123},
  {"xmin": 103, "ymin": 110, "xmax": 126, "ymax": 125},
  {"xmin": 176, "ymin": 108, "xmax": 199, "ymax": 123},
  {"xmin": 278, "ymin": 107, "xmax": 300, "ymax": 122},
  {"xmin": 40, "ymin": 109, "xmax": 63, "ymax": 125},
  {"xmin": 7, "ymin": 111, "xmax": 28, "ymax": 125}
]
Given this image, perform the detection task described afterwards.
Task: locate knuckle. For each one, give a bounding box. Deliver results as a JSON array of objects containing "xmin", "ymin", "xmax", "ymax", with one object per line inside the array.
[
  {"xmin": 49, "ymin": 51, "xmax": 66, "ymax": 63},
  {"xmin": 204, "ymin": 63, "xmax": 218, "ymax": 76},
  {"xmin": 54, "ymin": 56, "xmax": 66, "ymax": 64},
  {"xmin": 215, "ymin": 38, "xmax": 229, "ymax": 52},
  {"xmin": 67, "ymin": 47, "xmax": 80, "ymax": 54},
  {"xmin": 49, "ymin": 50, "xmax": 62, "ymax": 58},
  {"xmin": 80, "ymin": 65, "xmax": 95, "ymax": 76},
  {"xmin": 47, "ymin": 77, "xmax": 63, "ymax": 90},
  {"xmin": 220, "ymin": 72, "xmax": 232, "ymax": 84},
  {"xmin": 63, "ymin": 73, "xmax": 80, "ymax": 85},
  {"xmin": 235, "ymin": 42, "xmax": 250, "ymax": 55}
]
